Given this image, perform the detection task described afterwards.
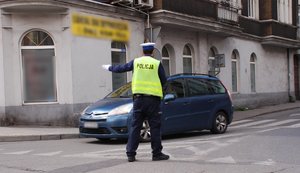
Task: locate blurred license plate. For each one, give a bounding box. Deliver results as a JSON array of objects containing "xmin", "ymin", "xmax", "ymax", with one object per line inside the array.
[{"xmin": 84, "ymin": 122, "xmax": 98, "ymax": 128}]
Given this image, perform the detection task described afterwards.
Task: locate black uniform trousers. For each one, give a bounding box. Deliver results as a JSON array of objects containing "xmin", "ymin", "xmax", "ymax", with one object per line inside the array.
[{"xmin": 126, "ymin": 95, "xmax": 163, "ymax": 157}]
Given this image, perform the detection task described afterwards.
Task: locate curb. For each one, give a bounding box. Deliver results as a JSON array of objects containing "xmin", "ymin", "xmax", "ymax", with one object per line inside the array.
[
  {"xmin": 1, "ymin": 104, "xmax": 299, "ymax": 142},
  {"xmin": 0, "ymin": 134, "xmax": 80, "ymax": 142},
  {"xmin": 234, "ymin": 106, "xmax": 300, "ymax": 121},
  {"xmin": 253, "ymin": 107, "xmax": 300, "ymax": 117}
]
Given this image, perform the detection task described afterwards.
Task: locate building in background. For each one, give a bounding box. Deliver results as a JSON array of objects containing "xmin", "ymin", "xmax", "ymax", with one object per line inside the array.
[
  {"xmin": 295, "ymin": 0, "xmax": 300, "ymax": 100},
  {"xmin": 0, "ymin": 0, "xmax": 299, "ymax": 126}
]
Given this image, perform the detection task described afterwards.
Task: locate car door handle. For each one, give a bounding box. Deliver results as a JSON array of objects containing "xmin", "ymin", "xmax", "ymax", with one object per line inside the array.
[{"xmin": 208, "ymin": 100, "xmax": 214, "ymax": 103}]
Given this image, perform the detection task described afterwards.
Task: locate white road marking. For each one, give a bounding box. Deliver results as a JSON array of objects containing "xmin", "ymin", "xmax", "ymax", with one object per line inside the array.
[
  {"xmin": 62, "ymin": 138, "xmax": 241, "ymax": 162},
  {"xmin": 253, "ymin": 159, "xmax": 276, "ymax": 166},
  {"xmin": 191, "ymin": 133, "xmax": 245, "ymax": 142},
  {"xmin": 230, "ymin": 119, "xmax": 253, "ymax": 125},
  {"xmin": 254, "ymin": 119, "xmax": 299, "ymax": 128},
  {"xmin": 231, "ymin": 119, "xmax": 275, "ymax": 128},
  {"xmin": 287, "ymin": 122, "xmax": 300, "ymax": 128},
  {"xmin": 4, "ymin": 150, "xmax": 33, "ymax": 155},
  {"xmin": 290, "ymin": 113, "xmax": 300, "ymax": 117},
  {"xmin": 257, "ymin": 127, "xmax": 280, "ymax": 133},
  {"xmin": 208, "ymin": 156, "xmax": 236, "ymax": 164},
  {"xmin": 34, "ymin": 151, "xmax": 62, "ymax": 156}
]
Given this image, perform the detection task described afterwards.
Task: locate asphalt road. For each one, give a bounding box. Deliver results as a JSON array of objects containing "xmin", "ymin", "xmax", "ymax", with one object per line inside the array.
[{"xmin": 1, "ymin": 108, "xmax": 300, "ymax": 173}]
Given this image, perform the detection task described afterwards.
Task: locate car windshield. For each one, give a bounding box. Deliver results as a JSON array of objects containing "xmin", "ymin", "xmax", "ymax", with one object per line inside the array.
[{"xmin": 106, "ymin": 82, "xmax": 132, "ymax": 98}]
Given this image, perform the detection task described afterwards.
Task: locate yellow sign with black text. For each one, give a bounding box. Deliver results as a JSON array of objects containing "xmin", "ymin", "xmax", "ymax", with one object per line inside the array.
[{"xmin": 71, "ymin": 13, "xmax": 130, "ymax": 42}]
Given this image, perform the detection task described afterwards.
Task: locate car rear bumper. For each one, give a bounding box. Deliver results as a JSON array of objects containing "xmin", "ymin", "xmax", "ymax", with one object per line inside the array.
[{"xmin": 227, "ymin": 105, "xmax": 234, "ymax": 124}]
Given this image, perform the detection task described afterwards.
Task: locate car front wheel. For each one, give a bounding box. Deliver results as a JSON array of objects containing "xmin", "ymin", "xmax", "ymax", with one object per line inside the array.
[
  {"xmin": 211, "ymin": 111, "xmax": 228, "ymax": 134},
  {"xmin": 140, "ymin": 120, "xmax": 151, "ymax": 142}
]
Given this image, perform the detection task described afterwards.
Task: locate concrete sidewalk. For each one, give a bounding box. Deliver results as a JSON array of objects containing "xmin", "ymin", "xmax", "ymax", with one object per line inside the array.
[
  {"xmin": 233, "ymin": 101, "xmax": 300, "ymax": 121},
  {"xmin": 0, "ymin": 126, "xmax": 79, "ymax": 142},
  {"xmin": 0, "ymin": 101, "xmax": 299, "ymax": 142}
]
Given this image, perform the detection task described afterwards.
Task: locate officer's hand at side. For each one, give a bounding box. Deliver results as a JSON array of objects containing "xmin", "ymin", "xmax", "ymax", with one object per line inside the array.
[{"xmin": 102, "ymin": 64, "xmax": 111, "ymax": 71}]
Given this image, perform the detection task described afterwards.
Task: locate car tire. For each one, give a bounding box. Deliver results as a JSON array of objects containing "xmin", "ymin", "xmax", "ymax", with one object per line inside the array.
[
  {"xmin": 140, "ymin": 120, "xmax": 151, "ymax": 142},
  {"xmin": 211, "ymin": 111, "xmax": 228, "ymax": 134}
]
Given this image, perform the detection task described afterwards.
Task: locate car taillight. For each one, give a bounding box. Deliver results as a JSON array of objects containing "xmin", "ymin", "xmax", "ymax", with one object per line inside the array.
[
  {"xmin": 227, "ymin": 89, "xmax": 233, "ymax": 103},
  {"xmin": 221, "ymin": 82, "xmax": 232, "ymax": 103}
]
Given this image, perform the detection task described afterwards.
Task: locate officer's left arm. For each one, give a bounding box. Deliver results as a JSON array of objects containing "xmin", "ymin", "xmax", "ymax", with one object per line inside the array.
[
  {"xmin": 109, "ymin": 60, "xmax": 134, "ymax": 73},
  {"xmin": 158, "ymin": 63, "xmax": 167, "ymax": 87}
]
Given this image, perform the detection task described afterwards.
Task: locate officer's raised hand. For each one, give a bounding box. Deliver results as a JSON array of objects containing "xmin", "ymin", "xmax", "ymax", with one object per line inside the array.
[{"xmin": 102, "ymin": 64, "xmax": 111, "ymax": 71}]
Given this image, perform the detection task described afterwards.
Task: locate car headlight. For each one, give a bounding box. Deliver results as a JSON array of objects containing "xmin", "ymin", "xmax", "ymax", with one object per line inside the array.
[{"xmin": 107, "ymin": 103, "xmax": 133, "ymax": 116}]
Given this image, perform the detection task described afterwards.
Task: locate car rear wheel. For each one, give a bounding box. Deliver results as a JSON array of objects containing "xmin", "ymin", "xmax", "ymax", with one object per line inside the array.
[
  {"xmin": 211, "ymin": 111, "xmax": 228, "ymax": 134},
  {"xmin": 140, "ymin": 120, "xmax": 151, "ymax": 142}
]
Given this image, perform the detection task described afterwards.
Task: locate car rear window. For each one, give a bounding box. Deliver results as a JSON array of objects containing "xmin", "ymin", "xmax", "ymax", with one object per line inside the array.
[
  {"xmin": 186, "ymin": 78, "xmax": 226, "ymax": 96},
  {"xmin": 208, "ymin": 80, "xmax": 226, "ymax": 94},
  {"xmin": 186, "ymin": 78, "xmax": 211, "ymax": 96}
]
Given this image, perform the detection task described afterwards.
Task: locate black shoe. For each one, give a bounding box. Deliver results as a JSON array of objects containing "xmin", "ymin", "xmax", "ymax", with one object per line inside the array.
[
  {"xmin": 127, "ymin": 156, "xmax": 136, "ymax": 162},
  {"xmin": 152, "ymin": 153, "xmax": 170, "ymax": 161}
]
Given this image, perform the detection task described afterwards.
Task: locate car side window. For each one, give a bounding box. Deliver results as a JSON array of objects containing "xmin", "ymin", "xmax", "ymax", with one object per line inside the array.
[
  {"xmin": 186, "ymin": 78, "xmax": 211, "ymax": 96},
  {"xmin": 165, "ymin": 79, "xmax": 186, "ymax": 98},
  {"xmin": 208, "ymin": 80, "xmax": 226, "ymax": 94}
]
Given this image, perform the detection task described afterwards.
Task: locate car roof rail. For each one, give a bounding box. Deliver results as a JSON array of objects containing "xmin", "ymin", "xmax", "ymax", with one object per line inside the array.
[{"xmin": 170, "ymin": 73, "xmax": 217, "ymax": 78}]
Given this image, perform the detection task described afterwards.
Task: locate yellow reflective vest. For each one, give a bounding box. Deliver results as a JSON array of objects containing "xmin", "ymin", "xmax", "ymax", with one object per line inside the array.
[{"xmin": 132, "ymin": 56, "xmax": 163, "ymax": 98}]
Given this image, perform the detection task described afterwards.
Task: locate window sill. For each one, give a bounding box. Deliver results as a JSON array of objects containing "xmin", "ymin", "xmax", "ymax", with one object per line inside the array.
[{"xmin": 22, "ymin": 102, "xmax": 59, "ymax": 106}]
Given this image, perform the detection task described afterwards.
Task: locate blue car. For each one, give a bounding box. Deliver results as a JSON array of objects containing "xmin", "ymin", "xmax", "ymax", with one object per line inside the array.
[{"xmin": 79, "ymin": 74, "xmax": 233, "ymax": 141}]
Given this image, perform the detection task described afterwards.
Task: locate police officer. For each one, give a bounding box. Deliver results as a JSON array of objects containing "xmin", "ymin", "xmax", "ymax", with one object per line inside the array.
[{"xmin": 102, "ymin": 42, "xmax": 169, "ymax": 162}]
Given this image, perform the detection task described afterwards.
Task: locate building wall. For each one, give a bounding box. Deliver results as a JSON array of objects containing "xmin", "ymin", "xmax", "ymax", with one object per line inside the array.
[
  {"xmin": 69, "ymin": 11, "xmax": 144, "ymax": 105},
  {"xmin": 2, "ymin": 12, "xmax": 75, "ymax": 125},
  {"xmin": 157, "ymin": 27, "xmax": 199, "ymax": 74},
  {"xmin": 209, "ymin": 36, "xmax": 288, "ymax": 93},
  {"xmin": 215, "ymin": 37, "xmax": 292, "ymax": 108},
  {"xmin": 0, "ymin": 11, "xmax": 5, "ymax": 124},
  {"xmin": 0, "ymin": 3, "xmax": 146, "ymax": 125},
  {"xmin": 3, "ymin": 13, "xmax": 67, "ymax": 106},
  {"xmin": 0, "ymin": 1, "xmax": 297, "ymax": 126},
  {"xmin": 68, "ymin": 9, "xmax": 145, "ymax": 122},
  {"xmin": 157, "ymin": 27, "xmax": 293, "ymax": 108}
]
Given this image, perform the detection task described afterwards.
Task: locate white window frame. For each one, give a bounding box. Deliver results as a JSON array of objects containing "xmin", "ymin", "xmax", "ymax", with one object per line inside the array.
[
  {"xmin": 20, "ymin": 32, "xmax": 57, "ymax": 105},
  {"xmin": 208, "ymin": 47, "xmax": 218, "ymax": 76},
  {"xmin": 182, "ymin": 45, "xmax": 193, "ymax": 73},
  {"xmin": 250, "ymin": 54, "xmax": 256, "ymax": 93},
  {"xmin": 162, "ymin": 46, "xmax": 171, "ymax": 76},
  {"xmin": 208, "ymin": 56, "xmax": 216, "ymax": 75},
  {"xmin": 278, "ymin": 0, "xmax": 293, "ymax": 24},
  {"xmin": 231, "ymin": 51, "xmax": 239, "ymax": 93},
  {"xmin": 248, "ymin": 0, "xmax": 259, "ymax": 19},
  {"xmin": 111, "ymin": 42, "xmax": 127, "ymax": 91}
]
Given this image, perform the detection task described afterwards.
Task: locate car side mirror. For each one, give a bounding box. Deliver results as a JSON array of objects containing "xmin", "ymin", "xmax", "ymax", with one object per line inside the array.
[{"xmin": 164, "ymin": 94, "xmax": 176, "ymax": 102}]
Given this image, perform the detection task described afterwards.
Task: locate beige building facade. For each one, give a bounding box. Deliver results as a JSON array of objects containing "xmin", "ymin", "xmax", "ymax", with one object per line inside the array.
[{"xmin": 0, "ymin": 0, "xmax": 299, "ymax": 126}]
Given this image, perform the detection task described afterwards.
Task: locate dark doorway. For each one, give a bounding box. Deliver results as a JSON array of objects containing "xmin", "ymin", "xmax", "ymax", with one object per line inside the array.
[{"xmin": 294, "ymin": 54, "xmax": 300, "ymax": 100}]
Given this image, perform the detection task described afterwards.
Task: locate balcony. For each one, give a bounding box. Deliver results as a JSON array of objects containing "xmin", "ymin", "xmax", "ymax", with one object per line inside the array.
[
  {"xmin": 151, "ymin": 0, "xmax": 242, "ymax": 36},
  {"xmin": 262, "ymin": 20, "xmax": 297, "ymax": 40},
  {"xmin": 154, "ymin": 0, "xmax": 218, "ymax": 20},
  {"xmin": 217, "ymin": 0, "xmax": 239, "ymax": 24},
  {"xmin": 153, "ymin": 0, "xmax": 239, "ymax": 24},
  {"xmin": 239, "ymin": 16, "xmax": 300, "ymax": 48},
  {"xmin": 239, "ymin": 16, "xmax": 262, "ymax": 36}
]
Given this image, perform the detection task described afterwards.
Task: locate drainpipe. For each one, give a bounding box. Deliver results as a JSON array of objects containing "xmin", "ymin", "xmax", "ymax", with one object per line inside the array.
[{"xmin": 287, "ymin": 48, "xmax": 292, "ymax": 102}]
